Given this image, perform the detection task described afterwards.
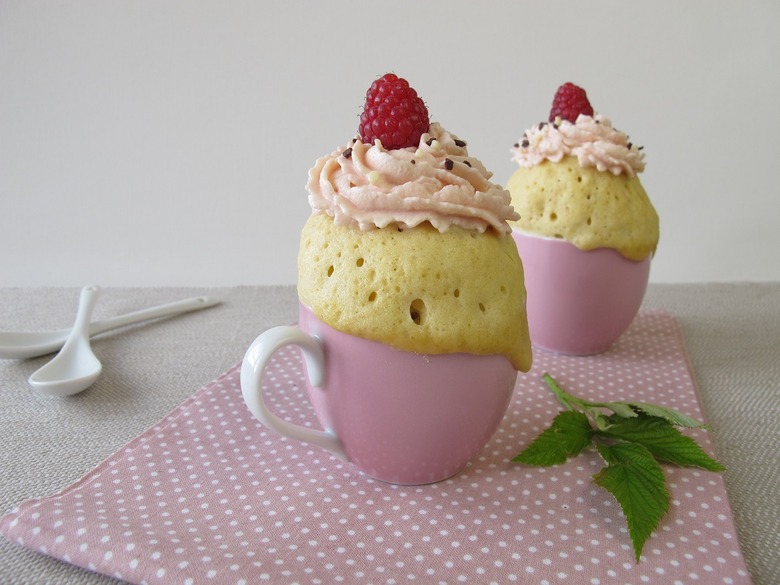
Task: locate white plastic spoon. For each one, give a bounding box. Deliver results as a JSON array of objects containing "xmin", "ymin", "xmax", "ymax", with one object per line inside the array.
[
  {"xmin": 28, "ymin": 285, "xmax": 103, "ymax": 396},
  {"xmin": 1, "ymin": 295, "xmax": 220, "ymax": 359}
]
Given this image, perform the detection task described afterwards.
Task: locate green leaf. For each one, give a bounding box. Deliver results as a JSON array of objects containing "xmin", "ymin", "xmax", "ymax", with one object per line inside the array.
[
  {"xmin": 627, "ymin": 402, "xmax": 709, "ymax": 429},
  {"xmin": 541, "ymin": 373, "xmax": 706, "ymax": 429},
  {"xmin": 593, "ymin": 442, "xmax": 670, "ymax": 561},
  {"xmin": 512, "ymin": 411, "xmax": 593, "ymax": 466},
  {"xmin": 515, "ymin": 373, "xmax": 725, "ymax": 563},
  {"xmin": 598, "ymin": 402, "xmax": 639, "ymax": 419},
  {"xmin": 598, "ymin": 414, "xmax": 724, "ymax": 471}
]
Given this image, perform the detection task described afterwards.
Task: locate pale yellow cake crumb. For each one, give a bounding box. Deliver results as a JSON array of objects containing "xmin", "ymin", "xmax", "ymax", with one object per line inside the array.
[
  {"xmin": 298, "ymin": 213, "xmax": 532, "ymax": 372},
  {"xmin": 506, "ymin": 156, "xmax": 659, "ymax": 261}
]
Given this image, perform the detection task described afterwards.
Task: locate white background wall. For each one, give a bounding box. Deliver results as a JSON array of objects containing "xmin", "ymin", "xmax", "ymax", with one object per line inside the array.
[{"xmin": 2, "ymin": 0, "xmax": 778, "ymax": 287}]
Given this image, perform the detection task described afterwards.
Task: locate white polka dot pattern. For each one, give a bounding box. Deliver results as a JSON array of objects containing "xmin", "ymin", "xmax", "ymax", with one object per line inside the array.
[{"xmin": 0, "ymin": 311, "xmax": 751, "ymax": 584}]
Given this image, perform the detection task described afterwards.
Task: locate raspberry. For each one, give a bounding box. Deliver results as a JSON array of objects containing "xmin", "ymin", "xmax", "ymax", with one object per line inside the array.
[
  {"xmin": 359, "ymin": 73, "xmax": 430, "ymax": 149},
  {"xmin": 549, "ymin": 82, "xmax": 594, "ymax": 123}
]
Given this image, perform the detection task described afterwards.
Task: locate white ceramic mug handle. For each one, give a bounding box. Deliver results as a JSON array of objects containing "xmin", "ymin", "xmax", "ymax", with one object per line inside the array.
[{"xmin": 240, "ymin": 326, "xmax": 348, "ymax": 461}]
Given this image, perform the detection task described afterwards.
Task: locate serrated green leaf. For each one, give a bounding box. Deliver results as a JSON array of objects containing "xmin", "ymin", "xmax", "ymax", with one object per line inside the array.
[
  {"xmin": 625, "ymin": 402, "xmax": 708, "ymax": 429},
  {"xmin": 598, "ymin": 414, "xmax": 724, "ymax": 471},
  {"xmin": 594, "ymin": 442, "xmax": 670, "ymax": 561},
  {"xmin": 513, "ymin": 411, "xmax": 593, "ymax": 466}
]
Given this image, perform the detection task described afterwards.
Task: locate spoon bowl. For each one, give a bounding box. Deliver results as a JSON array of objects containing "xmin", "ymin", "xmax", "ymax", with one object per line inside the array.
[{"xmin": 28, "ymin": 285, "xmax": 103, "ymax": 396}]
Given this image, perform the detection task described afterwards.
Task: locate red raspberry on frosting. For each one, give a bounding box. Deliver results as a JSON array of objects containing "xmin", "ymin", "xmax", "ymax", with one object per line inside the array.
[
  {"xmin": 549, "ymin": 82, "xmax": 594, "ymax": 123},
  {"xmin": 359, "ymin": 73, "xmax": 430, "ymax": 149}
]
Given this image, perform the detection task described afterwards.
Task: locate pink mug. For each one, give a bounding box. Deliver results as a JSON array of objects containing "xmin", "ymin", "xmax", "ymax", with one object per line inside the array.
[
  {"xmin": 240, "ymin": 303, "xmax": 518, "ymax": 485},
  {"xmin": 512, "ymin": 230, "xmax": 651, "ymax": 355}
]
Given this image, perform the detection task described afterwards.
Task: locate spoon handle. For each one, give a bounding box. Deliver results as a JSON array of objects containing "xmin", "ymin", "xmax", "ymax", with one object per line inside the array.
[
  {"xmin": 65, "ymin": 285, "xmax": 101, "ymax": 348},
  {"xmin": 87, "ymin": 296, "xmax": 221, "ymax": 336}
]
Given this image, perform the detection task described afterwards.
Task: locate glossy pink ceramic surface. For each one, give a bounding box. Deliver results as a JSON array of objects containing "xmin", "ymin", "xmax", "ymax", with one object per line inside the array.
[
  {"xmin": 299, "ymin": 305, "xmax": 517, "ymax": 484},
  {"xmin": 512, "ymin": 230, "xmax": 650, "ymax": 355}
]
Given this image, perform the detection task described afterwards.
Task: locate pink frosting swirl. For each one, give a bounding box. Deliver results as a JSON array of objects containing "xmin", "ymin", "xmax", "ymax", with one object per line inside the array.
[
  {"xmin": 307, "ymin": 123, "xmax": 519, "ymax": 235},
  {"xmin": 510, "ymin": 114, "xmax": 645, "ymax": 176}
]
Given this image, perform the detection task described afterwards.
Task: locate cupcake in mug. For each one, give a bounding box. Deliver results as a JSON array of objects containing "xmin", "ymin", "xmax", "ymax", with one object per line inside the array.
[{"xmin": 507, "ymin": 82, "xmax": 659, "ymax": 355}]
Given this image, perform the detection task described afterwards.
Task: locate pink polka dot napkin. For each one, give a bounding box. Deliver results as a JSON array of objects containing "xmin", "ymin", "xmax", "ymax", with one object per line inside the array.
[{"xmin": 1, "ymin": 310, "xmax": 751, "ymax": 584}]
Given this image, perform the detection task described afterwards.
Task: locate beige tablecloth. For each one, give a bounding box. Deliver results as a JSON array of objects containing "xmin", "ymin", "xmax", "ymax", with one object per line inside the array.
[{"xmin": 0, "ymin": 284, "xmax": 778, "ymax": 584}]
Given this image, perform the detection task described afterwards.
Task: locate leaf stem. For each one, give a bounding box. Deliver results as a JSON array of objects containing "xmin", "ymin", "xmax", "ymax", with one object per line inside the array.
[
  {"xmin": 542, "ymin": 373, "xmax": 583, "ymax": 411},
  {"xmin": 543, "ymin": 373, "xmax": 606, "ymax": 425}
]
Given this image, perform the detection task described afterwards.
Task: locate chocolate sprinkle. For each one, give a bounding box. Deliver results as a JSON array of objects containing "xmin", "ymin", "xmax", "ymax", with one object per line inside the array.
[
  {"xmin": 444, "ymin": 158, "xmax": 454, "ymax": 170},
  {"xmin": 343, "ymin": 147, "xmax": 353, "ymax": 159},
  {"xmin": 454, "ymin": 139, "xmax": 466, "ymax": 147},
  {"xmin": 513, "ymin": 143, "xmax": 519, "ymax": 148},
  {"xmin": 411, "ymin": 159, "xmax": 416, "ymax": 164},
  {"xmin": 463, "ymin": 160, "xmax": 472, "ymax": 167},
  {"xmin": 521, "ymin": 139, "xmax": 530, "ymax": 148},
  {"xmin": 426, "ymin": 138, "xmax": 435, "ymax": 147}
]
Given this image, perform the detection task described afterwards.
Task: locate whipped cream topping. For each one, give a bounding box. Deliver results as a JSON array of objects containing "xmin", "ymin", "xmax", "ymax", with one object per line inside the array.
[
  {"xmin": 307, "ymin": 122, "xmax": 519, "ymax": 235},
  {"xmin": 510, "ymin": 114, "xmax": 645, "ymax": 176}
]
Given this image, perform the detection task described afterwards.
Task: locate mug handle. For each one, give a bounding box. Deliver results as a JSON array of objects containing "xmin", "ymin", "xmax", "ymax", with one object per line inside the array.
[{"xmin": 240, "ymin": 326, "xmax": 348, "ymax": 461}]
